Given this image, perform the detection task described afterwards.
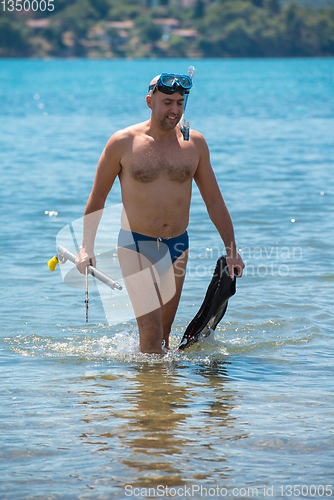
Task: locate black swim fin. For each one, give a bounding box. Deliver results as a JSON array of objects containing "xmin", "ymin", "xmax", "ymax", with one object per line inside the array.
[{"xmin": 176, "ymin": 256, "xmax": 237, "ymax": 351}]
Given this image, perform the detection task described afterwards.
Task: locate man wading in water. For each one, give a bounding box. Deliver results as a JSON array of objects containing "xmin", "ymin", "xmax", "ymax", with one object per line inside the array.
[{"xmin": 76, "ymin": 72, "xmax": 244, "ymax": 354}]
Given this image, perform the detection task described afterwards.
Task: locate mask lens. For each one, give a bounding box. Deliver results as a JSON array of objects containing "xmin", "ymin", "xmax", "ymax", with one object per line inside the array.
[
  {"xmin": 176, "ymin": 76, "xmax": 192, "ymax": 88},
  {"xmin": 160, "ymin": 74, "xmax": 177, "ymax": 86}
]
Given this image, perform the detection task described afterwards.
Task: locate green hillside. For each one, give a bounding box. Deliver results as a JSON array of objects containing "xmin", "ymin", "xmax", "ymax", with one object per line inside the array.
[{"xmin": 1, "ymin": 0, "xmax": 334, "ymax": 58}]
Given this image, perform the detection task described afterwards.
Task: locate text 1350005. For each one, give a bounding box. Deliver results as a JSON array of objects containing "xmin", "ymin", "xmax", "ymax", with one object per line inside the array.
[{"xmin": 1, "ymin": 0, "xmax": 54, "ymax": 11}]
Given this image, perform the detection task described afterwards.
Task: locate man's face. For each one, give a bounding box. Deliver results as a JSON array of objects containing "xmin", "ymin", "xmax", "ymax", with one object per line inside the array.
[{"xmin": 151, "ymin": 90, "xmax": 185, "ymax": 130}]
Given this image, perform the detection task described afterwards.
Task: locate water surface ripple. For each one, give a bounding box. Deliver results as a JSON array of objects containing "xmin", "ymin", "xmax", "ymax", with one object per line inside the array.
[{"xmin": 0, "ymin": 58, "xmax": 333, "ymax": 499}]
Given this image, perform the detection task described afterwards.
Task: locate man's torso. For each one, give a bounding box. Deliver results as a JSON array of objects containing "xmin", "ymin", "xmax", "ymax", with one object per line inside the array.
[{"xmin": 118, "ymin": 123, "xmax": 201, "ymax": 238}]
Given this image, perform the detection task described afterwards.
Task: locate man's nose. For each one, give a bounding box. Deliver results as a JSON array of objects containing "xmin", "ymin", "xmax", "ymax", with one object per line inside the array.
[{"xmin": 170, "ymin": 102, "xmax": 179, "ymax": 114}]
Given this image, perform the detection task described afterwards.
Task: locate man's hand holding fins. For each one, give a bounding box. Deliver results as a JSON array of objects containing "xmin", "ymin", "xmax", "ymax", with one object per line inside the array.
[{"xmin": 226, "ymin": 248, "xmax": 245, "ymax": 280}]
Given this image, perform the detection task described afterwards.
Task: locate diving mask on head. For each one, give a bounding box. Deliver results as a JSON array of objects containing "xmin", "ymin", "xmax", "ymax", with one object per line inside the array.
[{"xmin": 148, "ymin": 73, "xmax": 193, "ymax": 96}]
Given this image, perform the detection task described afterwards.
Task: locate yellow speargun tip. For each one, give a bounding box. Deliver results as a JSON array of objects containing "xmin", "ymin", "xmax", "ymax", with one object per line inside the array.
[{"xmin": 48, "ymin": 255, "xmax": 59, "ymax": 272}]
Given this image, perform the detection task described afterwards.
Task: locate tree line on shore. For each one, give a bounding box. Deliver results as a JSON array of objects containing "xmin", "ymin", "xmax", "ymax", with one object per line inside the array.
[{"xmin": 1, "ymin": 0, "xmax": 334, "ymax": 58}]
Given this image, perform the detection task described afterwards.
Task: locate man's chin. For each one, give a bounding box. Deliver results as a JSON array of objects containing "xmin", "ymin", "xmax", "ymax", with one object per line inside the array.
[{"xmin": 161, "ymin": 118, "xmax": 180, "ymax": 130}]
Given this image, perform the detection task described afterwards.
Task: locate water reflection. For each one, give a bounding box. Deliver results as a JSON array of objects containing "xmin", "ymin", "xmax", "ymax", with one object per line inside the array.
[{"xmin": 73, "ymin": 359, "xmax": 247, "ymax": 489}]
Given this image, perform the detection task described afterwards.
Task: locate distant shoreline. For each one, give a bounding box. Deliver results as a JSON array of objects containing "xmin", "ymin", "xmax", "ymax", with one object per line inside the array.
[
  {"xmin": 1, "ymin": 55, "xmax": 334, "ymax": 60},
  {"xmin": 1, "ymin": 0, "xmax": 334, "ymax": 59}
]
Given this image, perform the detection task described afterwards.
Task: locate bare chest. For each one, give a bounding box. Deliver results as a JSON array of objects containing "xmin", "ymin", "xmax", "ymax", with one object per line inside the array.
[{"xmin": 122, "ymin": 142, "xmax": 198, "ymax": 184}]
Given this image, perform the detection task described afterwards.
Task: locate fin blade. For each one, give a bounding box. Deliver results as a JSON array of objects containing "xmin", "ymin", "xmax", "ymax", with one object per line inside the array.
[{"xmin": 176, "ymin": 256, "xmax": 236, "ymax": 351}]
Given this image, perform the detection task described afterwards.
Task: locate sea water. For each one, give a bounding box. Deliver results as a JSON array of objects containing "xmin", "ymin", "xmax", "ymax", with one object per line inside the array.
[{"xmin": 0, "ymin": 58, "xmax": 333, "ymax": 499}]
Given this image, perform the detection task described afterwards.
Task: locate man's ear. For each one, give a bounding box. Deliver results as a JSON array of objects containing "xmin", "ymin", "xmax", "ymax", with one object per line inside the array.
[{"xmin": 146, "ymin": 94, "xmax": 153, "ymax": 109}]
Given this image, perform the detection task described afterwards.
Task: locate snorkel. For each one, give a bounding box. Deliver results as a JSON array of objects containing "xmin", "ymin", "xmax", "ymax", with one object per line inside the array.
[{"xmin": 179, "ymin": 66, "xmax": 195, "ymax": 141}]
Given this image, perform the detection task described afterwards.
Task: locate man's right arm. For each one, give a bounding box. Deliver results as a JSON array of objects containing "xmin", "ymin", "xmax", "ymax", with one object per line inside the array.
[{"xmin": 75, "ymin": 132, "xmax": 124, "ymax": 274}]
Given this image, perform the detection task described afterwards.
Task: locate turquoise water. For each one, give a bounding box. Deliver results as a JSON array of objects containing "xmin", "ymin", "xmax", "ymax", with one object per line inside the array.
[{"xmin": 1, "ymin": 58, "xmax": 334, "ymax": 499}]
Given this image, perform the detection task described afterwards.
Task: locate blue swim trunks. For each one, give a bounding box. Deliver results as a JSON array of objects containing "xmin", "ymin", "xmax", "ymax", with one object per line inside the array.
[{"xmin": 117, "ymin": 229, "xmax": 189, "ymax": 275}]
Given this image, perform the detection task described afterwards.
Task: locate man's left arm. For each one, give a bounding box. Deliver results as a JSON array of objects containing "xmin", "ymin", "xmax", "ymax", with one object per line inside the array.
[{"xmin": 193, "ymin": 133, "xmax": 245, "ymax": 279}]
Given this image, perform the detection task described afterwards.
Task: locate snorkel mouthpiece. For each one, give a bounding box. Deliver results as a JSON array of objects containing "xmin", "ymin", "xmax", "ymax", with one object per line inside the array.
[{"xmin": 180, "ymin": 120, "xmax": 190, "ymax": 141}]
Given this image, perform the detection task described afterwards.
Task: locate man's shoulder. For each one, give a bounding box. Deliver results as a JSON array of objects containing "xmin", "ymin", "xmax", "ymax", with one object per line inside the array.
[
  {"xmin": 190, "ymin": 128, "xmax": 205, "ymax": 141},
  {"xmin": 104, "ymin": 121, "xmax": 148, "ymax": 155},
  {"xmin": 189, "ymin": 128, "xmax": 208, "ymax": 149},
  {"xmin": 109, "ymin": 121, "xmax": 148, "ymax": 143}
]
